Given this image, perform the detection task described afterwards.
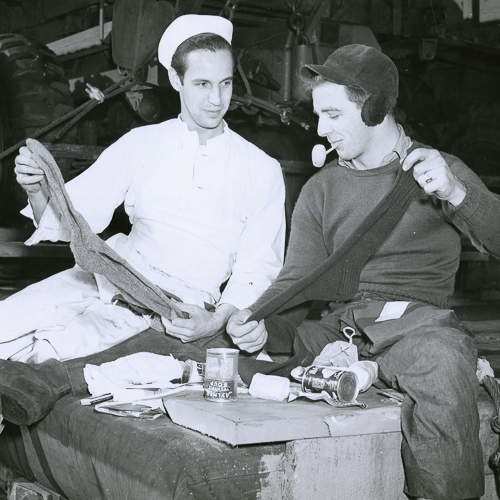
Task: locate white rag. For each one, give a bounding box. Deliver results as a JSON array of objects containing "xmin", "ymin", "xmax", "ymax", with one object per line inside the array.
[
  {"xmin": 249, "ymin": 373, "xmax": 290, "ymax": 401},
  {"xmin": 84, "ymin": 352, "xmax": 183, "ymax": 396}
]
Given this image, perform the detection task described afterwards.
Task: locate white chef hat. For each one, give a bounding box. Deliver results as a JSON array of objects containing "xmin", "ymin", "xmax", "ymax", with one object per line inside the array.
[{"xmin": 158, "ymin": 14, "xmax": 233, "ymax": 70}]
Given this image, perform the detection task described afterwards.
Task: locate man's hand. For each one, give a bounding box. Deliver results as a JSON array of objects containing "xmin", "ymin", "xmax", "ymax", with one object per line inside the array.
[
  {"xmin": 226, "ymin": 309, "xmax": 268, "ymax": 353},
  {"xmin": 402, "ymin": 148, "xmax": 466, "ymax": 206},
  {"xmin": 15, "ymin": 146, "xmax": 50, "ymax": 222},
  {"xmin": 161, "ymin": 303, "xmax": 237, "ymax": 343},
  {"xmin": 15, "ymin": 146, "xmax": 45, "ymax": 195}
]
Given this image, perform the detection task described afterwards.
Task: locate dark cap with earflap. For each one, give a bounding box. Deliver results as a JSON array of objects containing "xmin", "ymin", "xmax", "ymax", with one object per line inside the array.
[{"xmin": 301, "ymin": 44, "xmax": 398, "ymax": 126}]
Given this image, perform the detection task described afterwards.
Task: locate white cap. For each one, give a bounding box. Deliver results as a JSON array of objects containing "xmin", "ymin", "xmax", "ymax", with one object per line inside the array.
[{"xmin": 158, "ymin": 14, "xmax": 233, "ymax": 70}]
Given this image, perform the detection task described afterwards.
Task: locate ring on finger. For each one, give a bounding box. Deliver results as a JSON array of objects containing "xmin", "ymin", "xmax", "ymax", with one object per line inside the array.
[{"xmin": 423, "ymin": 172, "xmax": 433, "ymax": 184}]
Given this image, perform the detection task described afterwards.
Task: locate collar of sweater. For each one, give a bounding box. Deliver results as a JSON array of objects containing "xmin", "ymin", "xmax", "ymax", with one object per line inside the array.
[{"xmin": 338, "ymin": 126, "xmax": 414, "ymax": 171}]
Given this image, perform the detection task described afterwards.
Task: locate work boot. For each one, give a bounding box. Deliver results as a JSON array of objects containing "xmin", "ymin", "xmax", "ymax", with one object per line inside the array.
[{"xmin": 0, "ymin": 358, "xmax": 71, "ymax": 426}]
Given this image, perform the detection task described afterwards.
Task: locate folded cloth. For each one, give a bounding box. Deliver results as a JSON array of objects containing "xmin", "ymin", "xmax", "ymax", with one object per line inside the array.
[
  {"xmin": 249, "ymin": 373, "xmax": 290, "ymax": 401},
  {"xmin": 345, "ymin": 360, "xmax": 378, "ymax": 392},
  {"xmin": 25, "ymin": 138, "xmax": 186, "ymax": 324},
  {"xmin": 313, "ymin": 340, "xmax": 359, "ymax": 368},
  {"xmin": 84, "ymin": 352, "xmax": 183, "ymax": 396},
  {"xmin": 477, "ymin": 357, "xmax": 495, "ymax": 383}
]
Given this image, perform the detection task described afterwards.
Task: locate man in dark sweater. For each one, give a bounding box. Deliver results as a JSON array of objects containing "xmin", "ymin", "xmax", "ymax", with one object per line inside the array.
[{"xmin": 227, "ymin": 45, "xmax": 500, "ymax": 500}]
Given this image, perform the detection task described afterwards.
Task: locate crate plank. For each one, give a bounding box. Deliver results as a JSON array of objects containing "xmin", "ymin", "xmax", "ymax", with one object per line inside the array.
[{"xmin": 164, "ymin": 388, "xmax": 400, "ymax": 446}]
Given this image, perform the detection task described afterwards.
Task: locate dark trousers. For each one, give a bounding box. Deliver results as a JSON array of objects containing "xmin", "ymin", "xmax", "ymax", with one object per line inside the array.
[
  {"xmin": 297, "ymin": 297, "xmax": 484, "ymax": 500},
  {"xmin": 62, "ymin": 297, "xmax": 483, "ymax": 500}
]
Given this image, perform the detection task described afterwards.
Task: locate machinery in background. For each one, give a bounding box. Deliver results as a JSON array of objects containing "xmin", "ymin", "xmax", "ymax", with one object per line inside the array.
[{"xmin": 0, "ymin": 0, "xmax": 499, "ymax": 294}]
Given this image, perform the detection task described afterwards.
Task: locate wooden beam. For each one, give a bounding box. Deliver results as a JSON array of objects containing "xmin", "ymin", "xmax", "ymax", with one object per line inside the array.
[
  {"xmin": 165, "ymin": 389, "xmax": 401, "ymax": 446},
  {"xmin": 0, "ymin": 229, "xmax": 72, "ymax": 258},
  {"xmin": 40, "ymin": 143, "xmax": 105, "ymax": 161},
  {"xmin": 461, "ymin": 251, "xmax": 489, "ymax": 262},
  {"xmin": 479, "ymin": 175, "xmax": 500, "ymax": 188},
  {"xmin": 0, "ymin": 242, "xmax": 72, "ymax": 258},
  {"xmin": 47, "ymin": 21, "xmax": 112, "ymax": 56},
  {"xmin": 280, "ymin": 160, "xmax": 318, "ymax": 175},
  {"xmin": 463, "ymin": 320, "xmax": 500, "ymax": 334}
]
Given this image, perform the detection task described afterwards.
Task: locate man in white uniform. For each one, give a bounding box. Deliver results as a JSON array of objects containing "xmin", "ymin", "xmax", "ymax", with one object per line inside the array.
[{"xmin": 0, "ymin": 15, "xmax": 285, "ymax": 365}]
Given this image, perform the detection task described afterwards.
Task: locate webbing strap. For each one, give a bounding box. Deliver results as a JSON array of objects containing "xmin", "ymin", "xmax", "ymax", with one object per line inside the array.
[
  {"xmin": 20, "ymin": 425, "xmax": 66, "ymax": 498},
  {"xmin": 481, "ymin": 376, "xmax": 500, "ymax": 470}
]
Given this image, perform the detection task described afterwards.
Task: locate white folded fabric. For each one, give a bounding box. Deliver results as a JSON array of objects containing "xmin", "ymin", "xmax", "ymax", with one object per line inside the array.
[
  {"xmin": 249, "ymin": 373, "xmax": 290, "ymax": 401},
  {"xmin": 84, "ymin": 352, "xmax": 183, "ymax": 396},
  {"xmin": 345, "ymin": 360, "xmax": 378, "ymax": 392}
]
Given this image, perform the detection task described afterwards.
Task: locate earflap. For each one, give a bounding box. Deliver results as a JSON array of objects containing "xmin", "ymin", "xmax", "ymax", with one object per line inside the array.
[{"xmin": 361, "ymin": 92, "xmax": 394, "ymax": 127}]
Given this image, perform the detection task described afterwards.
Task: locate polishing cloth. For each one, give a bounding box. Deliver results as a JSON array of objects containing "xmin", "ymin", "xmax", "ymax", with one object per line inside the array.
[{"xmin": 249, "ymin": 373, "xmax": 290, "ymax": 401}]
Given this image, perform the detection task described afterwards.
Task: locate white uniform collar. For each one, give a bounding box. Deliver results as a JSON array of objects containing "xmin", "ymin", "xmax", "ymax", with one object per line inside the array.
[{"xmin": 174, "ymin": 115, "xmax": 229, "ymax": 146}]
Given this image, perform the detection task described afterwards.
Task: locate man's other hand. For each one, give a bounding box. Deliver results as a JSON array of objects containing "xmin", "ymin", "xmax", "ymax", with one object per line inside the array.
[
  {"xmin": 15, "ymin": 146, "xmax": 45, "ymax": 195},
  {"xmin": 402, "ymin": 148, "xmax": 466, "ymax": 206},
  {"xmin": 226, "ymin": 309, "xmax": 268, "ymax": 353},
  {"xmin": 161, "ymin": 303, "xmax": 237, "ymax": 343}
]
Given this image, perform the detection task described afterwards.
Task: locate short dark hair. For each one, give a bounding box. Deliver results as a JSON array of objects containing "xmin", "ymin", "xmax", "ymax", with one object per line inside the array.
[
  {"xmin": 301, "ymin": 74, "xmax": 395, "ymax": 118},
  {"xmin": 171, "ymin": 32, "xmax": 234, "ymax": 82}
]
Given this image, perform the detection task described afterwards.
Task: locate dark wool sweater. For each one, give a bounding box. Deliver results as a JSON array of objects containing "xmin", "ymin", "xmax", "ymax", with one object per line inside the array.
[
  {"xmin": 249, "ymin": 141, "xmax": 500, "ymax": 321},
  {"xmin": 236, "ymin": 142, "xmax": 500, "ymax": 383}
]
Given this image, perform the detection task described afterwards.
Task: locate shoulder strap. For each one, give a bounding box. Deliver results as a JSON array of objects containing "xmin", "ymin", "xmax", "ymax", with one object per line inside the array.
[{"xmin": 249, "ymin": 146, "xmax": 426, "ymax": 322}]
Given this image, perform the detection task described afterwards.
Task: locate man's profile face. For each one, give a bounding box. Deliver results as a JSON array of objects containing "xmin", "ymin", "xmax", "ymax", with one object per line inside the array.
[
  {"xmin": 173, "ymin": 49, "xmax": 233, "ymax": 135},
  {"xmin": 313, "ymin": 82, "xmax": 373, "ymax": 162}
]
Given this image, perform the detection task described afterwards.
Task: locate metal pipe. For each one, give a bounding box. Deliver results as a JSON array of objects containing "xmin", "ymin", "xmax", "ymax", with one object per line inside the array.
[
  {"xmin": 0, "ymin": 75, "xmax": 134, "ymax": 162},
  {"xmin": 99, "ymin": 0, "xmax": 105, "ymax": 41},
  {"xmin": 282, "ymin": 31, "xmax": 294, "ymax": 101}
]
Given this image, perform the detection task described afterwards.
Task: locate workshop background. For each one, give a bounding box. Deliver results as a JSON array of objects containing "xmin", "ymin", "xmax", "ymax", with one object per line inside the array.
[
  {"xmin": 0, "ymin": 2, "xmax": 500, "ymax": 499},
  {"xmin": 0, "ymin": 0, "xmax": 499, "ymax": 332}
]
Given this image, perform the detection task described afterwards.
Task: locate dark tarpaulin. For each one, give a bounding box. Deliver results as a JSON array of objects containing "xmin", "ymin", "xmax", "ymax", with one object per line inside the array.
[{"xmin": 0, "ymin": 395, "xmax": 286, "ymax": 500}]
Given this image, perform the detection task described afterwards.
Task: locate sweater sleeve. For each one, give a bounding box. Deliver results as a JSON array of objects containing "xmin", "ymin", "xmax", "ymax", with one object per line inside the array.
[
  {"xmin": 249, "ymin": 175, "xmax": 329, "ymax": 312},
  {"xmin": 441, "ymin": 153, "xmax": 500, "ymax": 259}
]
